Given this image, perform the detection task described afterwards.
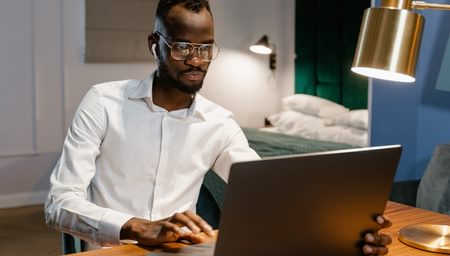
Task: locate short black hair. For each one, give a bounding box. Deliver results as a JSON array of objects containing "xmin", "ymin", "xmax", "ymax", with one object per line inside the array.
[{"xmin": 155, "ymin": 0, "xmax": 212, "ymax": 21}]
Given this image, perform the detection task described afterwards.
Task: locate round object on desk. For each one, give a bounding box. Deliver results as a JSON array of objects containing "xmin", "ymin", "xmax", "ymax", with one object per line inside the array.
[{"xmin": 398, "ymin": 224, "xmax": 450, "ymax": 254}]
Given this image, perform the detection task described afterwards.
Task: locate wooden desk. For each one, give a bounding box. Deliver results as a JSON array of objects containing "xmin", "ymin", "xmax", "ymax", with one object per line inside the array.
[
  {"xmin": 383, "ymin": 201, "xmax": 450, "ymax": 255},
  {"xmin": 71, "ymin": 201, "xmax": 450, "ymax": 256}
]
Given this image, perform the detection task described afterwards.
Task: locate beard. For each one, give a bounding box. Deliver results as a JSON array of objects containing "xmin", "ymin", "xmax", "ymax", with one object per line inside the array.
[{"xmin": 159, "ymin": 62, "xmax": 206, "ymax": 94}]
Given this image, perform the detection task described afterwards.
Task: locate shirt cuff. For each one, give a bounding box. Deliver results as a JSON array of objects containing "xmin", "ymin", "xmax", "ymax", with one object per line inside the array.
[{"xmin": 98, "ymin": 209, "xmax": 134, "ymax": 246}]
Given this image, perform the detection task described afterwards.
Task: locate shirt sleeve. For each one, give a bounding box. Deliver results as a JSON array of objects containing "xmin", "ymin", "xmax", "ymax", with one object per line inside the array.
[
  {"xmin": 212, "ymin": 119, "xmax": 261, "ymax": 182},
  {"xmin": 44, "ymin": 87, "xmax": 134, "ymax": 246}
]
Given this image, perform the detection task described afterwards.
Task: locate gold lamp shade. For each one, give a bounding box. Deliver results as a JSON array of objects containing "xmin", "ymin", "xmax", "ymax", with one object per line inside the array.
[{"xmin": 351, "ymin": 7, "xmax": 424, "ymax": 83}]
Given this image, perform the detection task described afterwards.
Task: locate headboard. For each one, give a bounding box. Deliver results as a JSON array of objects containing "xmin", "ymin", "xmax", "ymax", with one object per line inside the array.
[{"xmin": 294, "ymin": 0, "xmax": 369, "ymax": 110}]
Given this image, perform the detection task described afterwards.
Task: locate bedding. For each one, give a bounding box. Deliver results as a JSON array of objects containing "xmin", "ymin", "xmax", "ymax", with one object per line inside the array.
[
  {"xmin": 267, "ymin": 94, "xmax": 370, "ymax": 147},
  {"xmin": 325, "ymin": 109, "xmax": 369, "ymax": 130},
  {"xmin": 201, "ymin": 127, "xmax": 358, "ymax": 212},
  {"xmin": 267, "ymin": 110, "xmax": 368, "ymax": 147},
  {"xmin": 242, "ymin": 127, "xmax": 356, "ymax": 157}
]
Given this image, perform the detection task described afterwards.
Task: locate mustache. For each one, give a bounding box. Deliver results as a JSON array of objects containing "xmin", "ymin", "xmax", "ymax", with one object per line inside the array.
[{"xmin": 180, "ymin": 68, "xmax": 207, "ymax": 74}]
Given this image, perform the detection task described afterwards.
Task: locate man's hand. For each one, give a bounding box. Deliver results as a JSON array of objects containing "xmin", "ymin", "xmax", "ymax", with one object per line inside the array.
[
  {"xmin": 120, "ymin": 211, "xmax": 215, "ymax": 246},
  {"xmin": 362, "ymin": 215, "xmax": 392, "ymax": 255}
]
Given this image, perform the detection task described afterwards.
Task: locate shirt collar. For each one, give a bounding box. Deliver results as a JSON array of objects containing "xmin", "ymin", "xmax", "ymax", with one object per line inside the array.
[{"xmin": 127, "ymin": 71, "xmax": 207, "ymax": 121}]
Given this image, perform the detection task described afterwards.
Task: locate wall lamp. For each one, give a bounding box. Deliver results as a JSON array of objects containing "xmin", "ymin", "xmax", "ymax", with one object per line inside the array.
[
  {"xmin": 351, "ymin": 0, "xmax": 450, "ymax": 83},
  {"xmin": 249, "ymin": 35, "xmax": 276, "ymax": 70}
]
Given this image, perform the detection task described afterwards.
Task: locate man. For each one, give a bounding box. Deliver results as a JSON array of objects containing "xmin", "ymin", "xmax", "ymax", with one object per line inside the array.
[{"xmin": 45, "ymin": 0, "xmax": 391, "ymax": 254}]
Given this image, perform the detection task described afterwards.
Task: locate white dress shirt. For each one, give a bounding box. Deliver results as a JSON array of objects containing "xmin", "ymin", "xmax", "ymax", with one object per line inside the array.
[{"xmin": 44, "ymin": 72, "xmax": 260, "ymax": 246}]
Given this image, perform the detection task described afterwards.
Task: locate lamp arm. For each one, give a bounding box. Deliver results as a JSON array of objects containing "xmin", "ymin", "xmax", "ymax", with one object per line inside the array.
[
  {"xmin": 412, "ymin": 1, "xmax": 450, "ymax": 10},
  {"xmin": 269, "ymin": 43, "xmax": 276, "ymax": 70}
]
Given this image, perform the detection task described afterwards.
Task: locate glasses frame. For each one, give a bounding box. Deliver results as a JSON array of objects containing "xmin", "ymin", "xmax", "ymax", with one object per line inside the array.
[{"xmin": 155, "ymin": 31, "xmax": 219, "ymax": 62}]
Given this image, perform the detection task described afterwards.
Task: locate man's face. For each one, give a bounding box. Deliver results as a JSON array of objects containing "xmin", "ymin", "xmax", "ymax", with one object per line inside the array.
[{"xmin": 155, "ymin": 5, "xmax": 214, "ymax": 94}]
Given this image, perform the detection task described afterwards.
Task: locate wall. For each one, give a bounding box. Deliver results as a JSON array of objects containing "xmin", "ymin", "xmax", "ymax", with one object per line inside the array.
[
  {"xmin": 0, "ymin": 0, "xmax": 295, "ymax": 208},
  {"xmin": 205, "ymin": 0, "xmax": 296, "ymax": 126},
  {"xmin": 370, "ymin": 1, "xmax": 450, "ymax": 181},
  {"xmin": 0, "ymin": 0, "xmax": 64, "ymax": 208}
]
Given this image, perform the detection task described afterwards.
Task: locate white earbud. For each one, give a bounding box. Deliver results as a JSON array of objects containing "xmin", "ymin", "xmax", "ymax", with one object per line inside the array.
[{"xmin": 151, "ymin": 44, "xmax": 157, "ymax": 59}]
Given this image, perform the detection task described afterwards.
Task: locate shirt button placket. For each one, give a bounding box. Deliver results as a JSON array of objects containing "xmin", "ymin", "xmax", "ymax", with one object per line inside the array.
[{"xmin": 151, "ymin": 112, "xmax": 167, "ymax": 220}]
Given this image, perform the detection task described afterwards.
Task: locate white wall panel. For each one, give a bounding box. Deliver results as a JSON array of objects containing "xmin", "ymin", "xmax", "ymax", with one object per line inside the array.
[{"xmin": 0, "ymin": 0, "xmax": 35, "ymax": 156}]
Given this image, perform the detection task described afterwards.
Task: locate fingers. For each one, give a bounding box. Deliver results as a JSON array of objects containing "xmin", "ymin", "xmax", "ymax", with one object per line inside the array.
[
  {"xmin": 363, "ymin": 232, "xmax": 391, "ymax": 255},
  {"xmin": 376, "ymin": 215, "xmax": 392, "ymax": 228},
  {"xmin": 170, "ymin": 211, "xmax": 214, "ymax": 237},
  {"xmin": 161, "ymin": 221, "xmax": 186, "ymax": 238},
  {"xmin": 179, "ymin": 232, "xmax": 208, "ymax": 244},
  {"xmin": 362, "ymin": 244, "xmax": 389, "ymax": 255},
  {"xmin": 365, "ymin": 232, "xmax": 392, "ymax": 246},
  {"xmin": 125, "ymin": 212, "xmax": 215, "ymax": 247},
  {"xmin": 145, "ymin": 221, "xmax": 201, "ymax": 244},
  {"xmin": 146, "ymin": 222, "xmax": 180, "ymax": 245},
  {"xmin": 122, "ymin": 218, "xmax": 184, "ymax": 246}
]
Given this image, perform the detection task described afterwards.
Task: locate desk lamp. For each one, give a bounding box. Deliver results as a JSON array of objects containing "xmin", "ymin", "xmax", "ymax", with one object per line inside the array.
[
  {"xmin": 352, "ymin": 0, "xmax": 450, "ymax": 251},
  {"xmin": 351, "ymin": 0, "xmax": 450, "ymax": 83}
]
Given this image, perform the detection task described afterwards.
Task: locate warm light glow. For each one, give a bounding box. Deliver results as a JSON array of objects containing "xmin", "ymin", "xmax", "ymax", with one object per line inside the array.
[
  {"xmin": 352, "ymin": 1, "xmax": 450, "ymax": 84},
  {"xmin": 249, "ymin": 45, "xmax": 272, "ymax": 54},
  {"xmin": 351, "ymin": 7, "xmax": 424, "ymax": 84},
  {"xmin": 351, "ymin": 67, "xmax": 416, "ymax": 83}
]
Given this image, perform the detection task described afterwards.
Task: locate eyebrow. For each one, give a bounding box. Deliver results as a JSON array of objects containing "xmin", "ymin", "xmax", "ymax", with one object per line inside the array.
[
  {"xmin": 177, "ymin": 39, "xmax": 215, "ymax": 45},
  {"xmin": 157, "ymin": 32, "xmax": 214, "ymax": 45},
  {"xmin": 171, "ymin": 36, "xmax": 215, "ymax": 45}
]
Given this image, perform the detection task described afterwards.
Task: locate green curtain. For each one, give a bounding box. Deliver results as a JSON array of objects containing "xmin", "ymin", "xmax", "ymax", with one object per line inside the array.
[{"xmin": 295, "ymin": 0, "xmax": 369, "ymax": 110}]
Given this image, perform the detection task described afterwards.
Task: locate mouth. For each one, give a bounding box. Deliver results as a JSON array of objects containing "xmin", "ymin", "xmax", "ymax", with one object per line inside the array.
[{"xmin": 180, "ymin": 71, "xmax": 205, "ymax": 81}]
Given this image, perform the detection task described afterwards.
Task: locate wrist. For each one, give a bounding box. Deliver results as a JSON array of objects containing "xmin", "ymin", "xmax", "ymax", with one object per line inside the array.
[{"xmin": 120, "ymin": 217, "xmax": 137, "ymax": 240}]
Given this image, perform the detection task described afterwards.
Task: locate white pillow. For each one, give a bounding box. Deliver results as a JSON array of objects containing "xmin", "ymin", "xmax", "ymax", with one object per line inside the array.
[
  {"xmin": 314, "ymin": 125, "xmax": 368, "ymax": 147},
  {"xmin": 326, "ymin": 109, "xmax": 369, "ymax": 130},
  {"xmin": 267, "ymin": 111, "xmax": 325, "ymax": 139},
  {"xmin": 268, "ymin": 111, "xmax": 368, "ymax": 147},
  {"xmin": 282, "ymin": 94, "xmax": 349, "ymax": 119}
]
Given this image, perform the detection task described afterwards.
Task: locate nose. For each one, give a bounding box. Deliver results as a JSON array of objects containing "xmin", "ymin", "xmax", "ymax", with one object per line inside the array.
[{"xmin": 184, "ymin": 48, "xmax": 204, "ymax": 66}]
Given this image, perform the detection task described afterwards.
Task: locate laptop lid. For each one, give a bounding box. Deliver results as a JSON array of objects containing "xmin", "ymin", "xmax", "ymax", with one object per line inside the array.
[{"xmin": 214, "ymin": 145, "xmax": 401, "ymax": 256}]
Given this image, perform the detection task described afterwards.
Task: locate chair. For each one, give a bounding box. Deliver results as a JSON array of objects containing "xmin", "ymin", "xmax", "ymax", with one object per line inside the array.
[
  {"xmin": 62, "ymin": 232, "xmax": 86, "ymax": 254},
  {"xmin": 416, "ymin": 143, "xmax": 450, "ymax": 215},
  {"xmin": 196, "ymin": 170, "xmax": 227, "ymax": 229},
  {"xmin": 389, "ymin": 179, "xmax": 420, "ymax": 207}
]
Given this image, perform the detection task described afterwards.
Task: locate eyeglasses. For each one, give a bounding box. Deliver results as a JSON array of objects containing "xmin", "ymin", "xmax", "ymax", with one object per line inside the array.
[{"xmin": 156, "ymin": 31, "xmax": 220, "ymax": 62}]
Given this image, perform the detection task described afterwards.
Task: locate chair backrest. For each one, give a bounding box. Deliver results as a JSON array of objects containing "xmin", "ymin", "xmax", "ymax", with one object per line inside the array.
[
  {"xmin": 61, "ymin": 232, "xmax": 86, "ymax": 254},
  {"xmin": 416, "ymin": 143, "xmax": 450, "ymax": 215},
  {"xmin": 196, "ymin": 183, "xmax": 221, "ymax": 229}
]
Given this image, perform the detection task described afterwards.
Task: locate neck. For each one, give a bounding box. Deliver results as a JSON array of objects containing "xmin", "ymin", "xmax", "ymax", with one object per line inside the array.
[{"xmin": 152, "ymin": 80, "xmax": 194, "ymax": 112}]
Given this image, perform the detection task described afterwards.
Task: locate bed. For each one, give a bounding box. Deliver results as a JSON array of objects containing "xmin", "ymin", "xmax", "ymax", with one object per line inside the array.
[
  {"xmin": 201, "ymin": 126, "xmax": 358, "ymax": 211},
  {"xmin": 198, "ymin": 94, "xmax": 370, "ymax": 227},
  {"xmin": 243, "ymin": 93, "xmax": 368, "ymax": 155}
]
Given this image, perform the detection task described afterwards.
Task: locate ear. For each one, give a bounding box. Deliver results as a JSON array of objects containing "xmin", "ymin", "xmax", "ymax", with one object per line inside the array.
[{"xmin": 148, "ymin": 33, "xmax": 158, "ymax": 58}]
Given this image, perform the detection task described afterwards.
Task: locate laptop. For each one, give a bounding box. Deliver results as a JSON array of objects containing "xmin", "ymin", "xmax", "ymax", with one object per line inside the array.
[{"xmin": 150, "ymin": 145, "xmax": 402, "ymax": 256}]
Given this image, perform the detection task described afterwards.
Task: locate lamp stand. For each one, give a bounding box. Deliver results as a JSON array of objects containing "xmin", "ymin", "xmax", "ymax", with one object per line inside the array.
[{"xmin": 398, "ymin": 224, "xmax": 450, "ymax": 253}]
